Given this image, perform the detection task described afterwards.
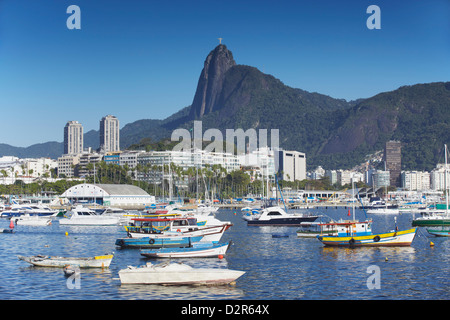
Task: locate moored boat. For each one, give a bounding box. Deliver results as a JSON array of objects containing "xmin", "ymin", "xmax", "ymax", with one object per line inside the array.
[
  {"xmin": 118, "ymin": 261, "xmax": 245, "ymax": 285},
  {"xmin": 124, "ymin": 216, "xmax": 232, "ymax": 244},
  {"xmin": 243, "ymin": 206, "xmax": 318, "ymax": 226},
  {"xmin": 426, "ymin": 227, "xmax": 450, "ymax": 237},
  {"xmin": 296, "ymin": 221, "xmax": 338, "ymax": 238},
  {"xmin": 11, "ymin": 215, "xmax": 52, "ymax": 226},
  {"xmin": 316, "ymin": 218, "xmax": 417, "ymax": 247},
  {"xmin": 115, "ymin": 234, "xmax": 204, "ymax": 248},
  {"xmin": 140, "ymin": 241, "xmax": 230, "ymax": 258},
  {"xmin": 59, "ymin": 205, "xmax": 120, "ymax": 226},
  {"xmin": 18, "ymin": 254, "xmax": 113, "ymax": 268},
  {"xmin": 412, "ymin": 210, "xmax": 450, "ymax": 227},
  {"xmin": 366, "ymin": 208, "xmax": 399, "ymax": 215},
  {"xmin": 413, "ymin": 144, "xmax": 450, "ymax": 227},
  {"xmin": 317, "ymin": 227, "xmax": 417, "ymax": 247}
]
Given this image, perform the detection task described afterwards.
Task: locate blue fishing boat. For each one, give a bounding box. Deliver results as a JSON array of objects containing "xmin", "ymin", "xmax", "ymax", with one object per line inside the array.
[
  {"xmin": 140, "ymin": 241, "xmax": 231, "ymax": 258},
  {"xmin": 115, "ymin": 235, "xmax": 203, "ymax": 248}
]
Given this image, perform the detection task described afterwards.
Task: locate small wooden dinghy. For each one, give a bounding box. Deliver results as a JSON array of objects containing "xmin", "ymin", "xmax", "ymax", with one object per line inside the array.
[
  {"xmin": 18, "ymin": 254, "xmax": 113, "ymax": 268},
  {"xmin": 119, "ymin": 261, "xmax": 245, "ymax": 285}
]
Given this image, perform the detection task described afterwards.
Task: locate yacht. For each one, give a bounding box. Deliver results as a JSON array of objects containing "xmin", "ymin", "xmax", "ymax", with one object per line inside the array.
[
  {"xmin": 243, "ymin": 206, "xmax": 318, "ymax": 226},
  {"xmin": 1, "ymin": 205, "xmax": 31, "ymax": 218},
  {"xmin": 59, "ymin": 206, "xmax": 120, "ymax": 226}
]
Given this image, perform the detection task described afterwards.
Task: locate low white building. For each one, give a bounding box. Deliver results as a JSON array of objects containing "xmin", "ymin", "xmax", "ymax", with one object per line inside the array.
[
  {"xmin": 23, "ymin": 158, "xmax": 57, "ymax": 178},
  {"xmin": 61, "ymin": 183, "xmax": 155, "ymax": 209}
]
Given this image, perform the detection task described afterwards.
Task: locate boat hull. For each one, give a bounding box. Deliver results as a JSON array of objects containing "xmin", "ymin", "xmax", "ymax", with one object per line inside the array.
[
  {"xmin": 317, "ymin": 228, "xmax": 417, "ymax": 247},
  {"xmin": 18, "ymin": 254, "xmax": 113, "ymax": 268},
  {"xmin": 412, "ymin": 219, "xmax": 450, "ymax": 227},
  {"xmin": 297, "ymin": 230, "xmax": 337, "ymax": 238},
  {"xmin": 426, "ymin": 228, "xmax": 450, "ymax": 237},
  {"xmin": 140, "ymin": 242, "xmax": 230, "ymax": 258},
  {"xmin": 59, "ymin": 217, "xmax": 120, "ymax": 226},
  {"xmin": 115, "ymin": 235, "xmax": 204, "ymax": 248},
  {"xmin": 366, "ymin": 209, "xmax": 399, "ymax": 215},
  {"xmin": 127, "ymin": 224, "xmax": 230, "ymax": 244},
  {"xmin": 247, "ymin": 216, "xmax": 317, "ymax": 226},
  {"xmin": 119, "ymin": 263, "xmax": 245, "ymax": 285},
  {"xmin": 12, "ymin": 217, "xmax": 51, "ymax": 226}
]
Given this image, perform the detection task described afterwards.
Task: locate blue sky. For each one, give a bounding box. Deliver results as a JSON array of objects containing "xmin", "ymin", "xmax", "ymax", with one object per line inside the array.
[{"xmin": 0, "ymin": 0, "xmax": 449, "ymax": 147}]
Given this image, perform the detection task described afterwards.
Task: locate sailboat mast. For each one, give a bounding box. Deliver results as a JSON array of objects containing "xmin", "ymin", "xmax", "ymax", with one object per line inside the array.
[
  {"xmin": 352, "ymin": 179, "xmax": 355, "ymax": 221},
  {"xmin": 445, "ymin": 144, "xmax": 448, "ymax": 215}
]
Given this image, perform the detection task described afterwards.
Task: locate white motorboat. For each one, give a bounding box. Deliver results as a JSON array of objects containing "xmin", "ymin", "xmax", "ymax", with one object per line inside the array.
[
  {"xmin": 99, "ymin": 207, "xmax": 132, "ymax": 225},
  {"xmin": 11, "ymin": 214, "xmax": 52, "ymax": 226},
  {"xmin": 243, "ymin": 206, "xmax": 318, "ymax": 226},
  {"xmin": 59, "ymin": 205, "xmax": 120, "ymax": 226},
  {"xmin": 0, "ymin": 205, "xmax": 31, "ymax": 218},
  {"xmin": 118, "ymin": 261, "xmax": 245, "ymax": 285},
  {"xmin": 366, "ymin": 208, "xmax": 399, "ymax": 215},
  {"xmin": 23, "ymin": 204, "xmax": 59, "ymax": 216}
]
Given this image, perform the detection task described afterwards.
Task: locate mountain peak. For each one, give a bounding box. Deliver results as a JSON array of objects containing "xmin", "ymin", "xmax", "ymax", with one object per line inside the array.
[{"xmin": 189, "ymin": 44, "xmax": 236, "ymax": 119}]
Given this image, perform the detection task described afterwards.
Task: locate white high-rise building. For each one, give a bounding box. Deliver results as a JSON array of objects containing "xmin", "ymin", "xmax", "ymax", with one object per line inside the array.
[
  {"xmin": 275, "ymin": 150, "xmax": 306, "ymax": 182},
  {"xmin": 99, "ymin": 115, "xmax": 120, "ymax": 153},
  {"xmin": 431, "ymin": 164, "xmax": 450, "ymax": 191},
  {"xmin": 401, "ymin": 171, "xmax": 430, "ymax": 191},
  {"xmin": 64, "ymin": 121, "xmax": 83, "ymax": 155}
]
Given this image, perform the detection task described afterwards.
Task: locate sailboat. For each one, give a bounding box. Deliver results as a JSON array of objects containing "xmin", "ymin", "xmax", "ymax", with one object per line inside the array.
[
  {"xmin": 317, "ymin": 181, "xmax": 417, "ymax": 247},
  {"xmin": 413, "ymin": 145, "xmax": 450, "ymax": 232},
  {"xmin": 366, "ymin": 163, "xmax": 399, "ymax": 215}
]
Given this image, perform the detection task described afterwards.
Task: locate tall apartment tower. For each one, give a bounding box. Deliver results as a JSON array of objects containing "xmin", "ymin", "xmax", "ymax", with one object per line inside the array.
[
  {"xmin": 64, "ymin": 121, "xmax": 83, "ymax": 155},
  {"xmin": 275, "ymin": 150, "xmax": 306, "ymax": 182},
  {"xmin": 385, "ymin": 140, "xmax": 402, "ymax": 187},
  {"xmin": 99, "ymin": 115, "xmax": 120, "ymax": 153}
]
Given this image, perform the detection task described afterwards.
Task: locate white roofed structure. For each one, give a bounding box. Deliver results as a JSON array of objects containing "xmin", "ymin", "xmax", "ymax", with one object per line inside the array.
[{"xmin": 61, "ymin": 183, "xmax": 155, "ymax": 209}]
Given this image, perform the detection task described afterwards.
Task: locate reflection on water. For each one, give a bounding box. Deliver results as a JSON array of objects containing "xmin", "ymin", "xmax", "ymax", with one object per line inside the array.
[
  {"xmin": 117, "ymin": 282, "xmax": 245, "ymax": 300},
  {"xmin": 0, "ymin": 208, "xmax": 449, "ymax": 300}
]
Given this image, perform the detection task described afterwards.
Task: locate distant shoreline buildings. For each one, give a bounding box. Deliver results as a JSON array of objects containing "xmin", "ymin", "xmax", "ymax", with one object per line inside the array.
[
  {"xmin": 1, "ymin": 122, "xmax": 449, "ymax": 197},
  {"xmin": 58, "ymin": 115, "xmax": 121, "ymax": 178}
]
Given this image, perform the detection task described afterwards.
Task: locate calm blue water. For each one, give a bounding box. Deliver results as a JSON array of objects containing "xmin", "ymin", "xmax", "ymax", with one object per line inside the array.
[{"xmin": 0, "ymin": 207, "xmax": 449, "ymax": 300}]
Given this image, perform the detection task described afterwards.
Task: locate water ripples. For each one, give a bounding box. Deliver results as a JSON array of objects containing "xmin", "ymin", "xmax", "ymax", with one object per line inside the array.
[{"xmin": 0, "ymin": 208, "xmax": 449, "ymax": 300}]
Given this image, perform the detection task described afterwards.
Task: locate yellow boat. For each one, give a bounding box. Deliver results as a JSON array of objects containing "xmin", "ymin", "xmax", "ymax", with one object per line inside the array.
[{"xmin": 317, "ymin": 225, "xmax": 417, "ymax": 247}]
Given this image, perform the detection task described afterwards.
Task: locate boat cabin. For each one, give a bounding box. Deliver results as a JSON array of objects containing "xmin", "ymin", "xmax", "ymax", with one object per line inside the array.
[
  {"xmin": 319, "ymin": 220, "xmax": 372, "ymax": 237},
  {"xmin": 125, "ymin": 217, "xmax": 198, "ymax": 234}
]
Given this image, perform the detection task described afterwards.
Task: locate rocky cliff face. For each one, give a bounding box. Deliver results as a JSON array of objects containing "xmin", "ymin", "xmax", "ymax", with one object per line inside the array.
[{"xmin": 189, "ymin": 44, "xmax": 236, "ymax": 119}]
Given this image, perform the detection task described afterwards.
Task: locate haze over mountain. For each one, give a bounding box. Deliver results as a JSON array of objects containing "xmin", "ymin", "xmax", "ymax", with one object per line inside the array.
[{"xmin": 1, "ymin": 44, "xmax": 449, "ymax": 172}]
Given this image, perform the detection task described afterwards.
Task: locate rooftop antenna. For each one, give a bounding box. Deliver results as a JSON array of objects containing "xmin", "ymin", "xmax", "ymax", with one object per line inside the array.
[{"xmin": 218, "ymin": 37, "xmax": 223, "ymax": 44}]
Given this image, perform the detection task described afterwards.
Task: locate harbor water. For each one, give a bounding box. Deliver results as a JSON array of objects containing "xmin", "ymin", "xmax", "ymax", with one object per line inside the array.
[{"xmin": 0, "ymin": 207, "xmax": 449, "ymax": 300}]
